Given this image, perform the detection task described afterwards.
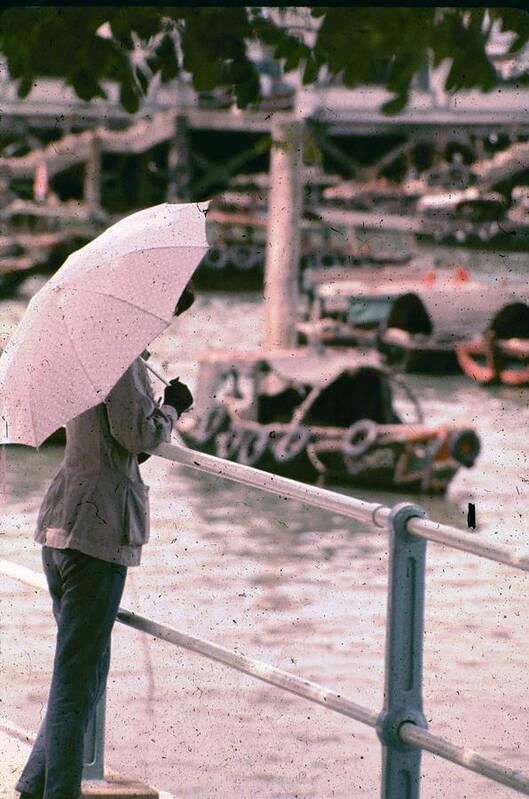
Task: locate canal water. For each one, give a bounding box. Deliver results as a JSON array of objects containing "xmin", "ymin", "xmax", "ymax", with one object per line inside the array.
[{"xmin": 1, "ymin": 245, "xmax": 528, "ymax": 798}]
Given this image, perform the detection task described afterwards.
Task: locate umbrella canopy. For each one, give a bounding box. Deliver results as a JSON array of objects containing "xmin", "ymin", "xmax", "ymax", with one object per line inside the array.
[{"xmin": 0, "ymin": 202, "xmax": 209, "ymax": 447}]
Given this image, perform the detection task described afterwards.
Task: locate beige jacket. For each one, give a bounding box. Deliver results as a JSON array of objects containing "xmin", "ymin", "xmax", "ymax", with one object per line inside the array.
[{"xmin": 34, "ymin": 357, "xmax": 178, "ymax": 567}]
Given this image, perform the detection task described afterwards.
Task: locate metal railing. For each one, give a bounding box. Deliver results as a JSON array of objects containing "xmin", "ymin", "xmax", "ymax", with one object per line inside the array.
[{"xmin": 1, "ymin": 439, "xmax": 529, "ymax": 798}]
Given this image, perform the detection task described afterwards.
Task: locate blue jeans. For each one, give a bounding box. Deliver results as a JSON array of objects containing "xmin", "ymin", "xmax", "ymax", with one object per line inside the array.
[{"xmin": 16, "ymin": 546, "xmax": 127, "ymax": 799}]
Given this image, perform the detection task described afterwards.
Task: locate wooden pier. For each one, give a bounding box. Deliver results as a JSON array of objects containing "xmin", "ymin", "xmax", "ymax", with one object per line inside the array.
[{"xmin": 2, "ymin": 73, "xmax": 529, "ymax": 344}]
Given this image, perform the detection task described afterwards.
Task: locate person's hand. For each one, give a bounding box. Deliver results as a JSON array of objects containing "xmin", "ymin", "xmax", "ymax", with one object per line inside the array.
[{"xmin": 163, "ymin": 378, "xmax": 193, "ymax": 415}]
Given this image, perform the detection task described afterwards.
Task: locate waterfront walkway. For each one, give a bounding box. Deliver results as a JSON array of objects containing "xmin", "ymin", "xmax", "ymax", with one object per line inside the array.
[{"xmin": 0, "ymin": 728, "xmax": 178, "ymax": 799}]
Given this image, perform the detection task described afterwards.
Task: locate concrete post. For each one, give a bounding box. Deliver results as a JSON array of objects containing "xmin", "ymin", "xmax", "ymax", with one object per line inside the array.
[
  {"xmin": 263, "ymin": 117, "xmax": 303, "ymax": 349},
  {"xmin": 84, "ymin": 132, "xmax": 101, "ymax": 212}
]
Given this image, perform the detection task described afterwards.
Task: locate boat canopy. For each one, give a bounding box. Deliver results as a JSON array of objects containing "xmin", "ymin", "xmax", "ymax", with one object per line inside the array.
[
  {"xmin": 490, "ymin": 301, "xmax": 529, "ymax": 339},
  {"xmin": 385, "ymin": 286, "xmax": 529, "ymax": 342},
  {"xmin": 300, "ymin": 367, "xmax": 398, "ymax": 427},
  {"xmin": 257, "ymin": 362, "xmax": 398, "ymax": 427},
  {"xmin": 266, "ymin": 352, "xmax": 381, "ymax": 388}
]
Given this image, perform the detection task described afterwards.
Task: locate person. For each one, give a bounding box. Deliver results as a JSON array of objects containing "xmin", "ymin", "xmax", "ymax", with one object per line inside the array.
[{"xmin": 15, "ymin": 284, "xmax": 196, "ymax": 799}]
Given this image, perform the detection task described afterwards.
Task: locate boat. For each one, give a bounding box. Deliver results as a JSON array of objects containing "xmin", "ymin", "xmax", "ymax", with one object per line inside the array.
[
  {"xmin": 319, "ymin": 177, "xmax": 529, "ymax": 252},
  {"xmin": 301, "ymin": 248, "xmax": 413, "ymax": 288},
  {"xmin": 456, "ymin": 301, "xmax": 529, "ymax": 386},
  {"xmin": 204, "ymin": 170, "xmax": 412, "ymax": 282},
  {"xmin": 414, "ymin": 187, "xmax": 529, "ymax": 249},
  {"xmin": 297, "ymin": 264, "xmax": 465, "ymax": 351},
  {"xmin": 322, "ymin": 177, "xmax": 426, "ymax": 214},
  {"xmin": 377, "ymin": 277, "xmax": 529, "ymax": 376},
  {"xmin": 176, "ymin": 349, "xmax": 481, "ymax": 493},
  {"xmin": 0, "ymin": 198, "xmax": 108, "ymax": 233}
]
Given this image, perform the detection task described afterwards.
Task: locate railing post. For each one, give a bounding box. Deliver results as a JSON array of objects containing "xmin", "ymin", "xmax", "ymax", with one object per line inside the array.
[
  {"xmin": 377, "ymin": 503, "xmax": 429, "ymax": 799},
  {"xmin": 82, "ymin": 690, "xmax": 106, "ymax": 781}
]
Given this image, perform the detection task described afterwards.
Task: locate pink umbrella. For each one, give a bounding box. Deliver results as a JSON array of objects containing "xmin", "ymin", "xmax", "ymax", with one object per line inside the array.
[{"xmin": 0, "ymin": 202, "xmax": 209, "ymax": 449}]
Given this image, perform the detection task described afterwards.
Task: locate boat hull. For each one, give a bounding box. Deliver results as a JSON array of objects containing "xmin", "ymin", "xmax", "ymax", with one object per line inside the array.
[
  {"xmin": 178, "ymin": 422, "xmax": 468, "ymax": 495},
  {"xmin": 456, "ymin": 337, "xmax": 529, "ymax": 386},
  {"xmin": 378, "ymin": 338, "xmax": 461, "ymax": 374}
]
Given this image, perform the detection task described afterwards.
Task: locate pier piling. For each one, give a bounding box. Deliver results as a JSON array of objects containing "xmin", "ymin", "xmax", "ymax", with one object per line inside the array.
[{"xmin": 264, "ymin": 117, "xmax": 303, "ymax": 349}]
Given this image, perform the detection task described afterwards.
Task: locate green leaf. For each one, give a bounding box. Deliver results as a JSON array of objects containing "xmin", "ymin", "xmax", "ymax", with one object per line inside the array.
[
  {"xmin": 302, "ymin": 54, "xmax": 319, "ymax": 86},
  {"xmin": 254, "ymin": 135, "xmax": 272, "ymax": 155},
  {"xmin": 128, "ymin": 9, "xmax": 162, "ymax": 41},
  {"xmin": 119, "ymin": 79, "xmax": 140, "ymax": 113},
  {"xmin": 157, "ymin": 33, "xmax": 179, "ymax": 82},
  {"xmin": 303, "ymin": 128, "xmax": 322, "ymax": 165},
  {"xmin": 135, "ymin": 65, "xmax": 149, "ymax": 95},
  {"xmin": 146, "ymin": 52, "xmax": 161, "ymax": 76},
  {"xmin": 490, "ymin": 9, "xmax": 529, "ymax": 54},
  {"xmin": 109, "ymin": 26, "xmax": 134, "ymax": 51},
  {"xmin": 381, "ymin": 92, "xmax": 408, "ymax": 115},
  {"xmin": 71, "ymin": 70, "xmax": 106, "ymax": 102},
  {"xmin": 226, "ymin": 58, "xmax": 260, "ymax": 108},
  {"xmin": 17, "ymin": 75, "xmax": 33, "ymax": 98},
  {"xmin": 110, "ymin": 8, "xmax": 162, "ymax": 46},
  {"xmin": 0, "ymin": 6, "xmax": 512, "ymax": 115}
]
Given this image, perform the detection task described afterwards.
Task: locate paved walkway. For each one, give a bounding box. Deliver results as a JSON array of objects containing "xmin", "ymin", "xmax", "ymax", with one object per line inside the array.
[
  {"xmin": 0, "ymin": 729, "xmax": 26, "ymax": 798},
  {"xmin": 0, "ymin": 729, "xmax": 178, "ymax": 799}
]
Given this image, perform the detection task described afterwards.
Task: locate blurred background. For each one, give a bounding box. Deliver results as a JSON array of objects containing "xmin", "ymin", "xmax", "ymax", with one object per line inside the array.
[{"xmin": 1, "ymin": 7, "xmax": 529, "ymax": 798}]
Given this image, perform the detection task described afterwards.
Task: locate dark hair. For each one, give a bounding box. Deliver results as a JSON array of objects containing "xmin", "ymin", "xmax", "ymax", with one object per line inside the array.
[{"xmin": 174, "ymin": 282, "xmax": 196, "ymax": 316}]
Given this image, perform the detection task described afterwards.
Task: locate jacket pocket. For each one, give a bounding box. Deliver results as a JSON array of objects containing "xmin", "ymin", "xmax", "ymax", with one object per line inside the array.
[{"xmin": 122, "ymin": 478, "xmax": 150, "ymax": 547}]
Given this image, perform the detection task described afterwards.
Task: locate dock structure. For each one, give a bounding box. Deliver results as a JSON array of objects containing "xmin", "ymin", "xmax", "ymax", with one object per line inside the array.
[
  {"xmin": 2, "ymin": 442, "xmax": 529, "ymax": 798},
  {"xmin": 1, "ymin": 69, "xmax": 529, "ymax": 132},
  {"xmin": 2, "ymin": 72, "xmax": 529, "ymax": 342},
  {"xmin": 2, "ymin": 76, "xmax": 529, "ymax": 188}
]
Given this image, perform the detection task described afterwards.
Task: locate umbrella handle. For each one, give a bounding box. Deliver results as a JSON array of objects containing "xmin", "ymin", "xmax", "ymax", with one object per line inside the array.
[{"xmin": 141, "ymin": 357, "xmax": 171, "ymax": 387}]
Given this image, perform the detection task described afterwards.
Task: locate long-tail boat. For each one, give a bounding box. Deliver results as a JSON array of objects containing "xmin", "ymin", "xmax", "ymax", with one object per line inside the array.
[{"xmin": 176, "ymin": 350, "xmax": 480, "ymax": 493}]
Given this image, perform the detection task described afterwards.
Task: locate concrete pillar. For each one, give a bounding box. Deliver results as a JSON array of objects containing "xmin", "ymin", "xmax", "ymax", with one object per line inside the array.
[
  {"xmin": 84, "ymin": 132, "xmax": 101, "ymax": 212},
  {"xmin": 263, "ymin": 117, "xmax": 303, "ymax": 349}
]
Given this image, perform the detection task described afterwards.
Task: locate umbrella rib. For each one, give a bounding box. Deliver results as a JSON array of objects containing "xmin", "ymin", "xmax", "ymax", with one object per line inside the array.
[
  {"xmin": 67, "ymin": 287, "xmax": 170, "ymax": 324},
  {"xmin": 59, "ymin": 311, "xmax": 101, "ymax": 399},
  {"xmin": 27, "ymin": 380, "xmax": 39, "ymax": 449}
]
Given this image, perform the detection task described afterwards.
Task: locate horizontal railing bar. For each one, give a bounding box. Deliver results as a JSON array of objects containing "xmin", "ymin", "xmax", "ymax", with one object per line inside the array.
[
  {"xmin": 3, "ymin": 560, "xmax": 529, "ymax": 794},
  {"xmin": 400, "ymin": 723, "xmax": 529, "ymax": 796},
  {"xmin": 0, "ymin": 716, "xmax": 36, "ymax": 747},
  {"xmin": 0, "ymin": 558, "xmax": 48, "ymax": 590},
  {"xmin": 116, "ymin": 608, "xmax": 379, "ymax": 728},
  {"xmin": 407, "ymin": 517, "xmax": 529, "ymax": 572},
  {"xmin": 150, "ymin": 442, "xmax": 386, "ymax": 525},
  {"xmin": 150, "ymin": 443, "xmax": 529, "ymax": 573},
  {"xmin": 0, "ymin": 558, "xmax": 377, "ymax": 728}
]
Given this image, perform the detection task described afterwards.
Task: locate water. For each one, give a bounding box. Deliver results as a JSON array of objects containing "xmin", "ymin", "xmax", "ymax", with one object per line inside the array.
[{"xmin": 1, "ymin": 246, "xmax": 529, "ymax": 798}]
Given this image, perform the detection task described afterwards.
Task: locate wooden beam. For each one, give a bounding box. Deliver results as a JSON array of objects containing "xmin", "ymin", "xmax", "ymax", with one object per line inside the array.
[
  {"xmin": 191, "ymin": 137, "xmax": 270, "ymax": 199},
  {"xmin": 84, "ymin": 133, "xmax": 101, "ymax": 212},
  {"xmin": 309, "ymin": 125, "xmax": 360, "ymax": 178}
]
